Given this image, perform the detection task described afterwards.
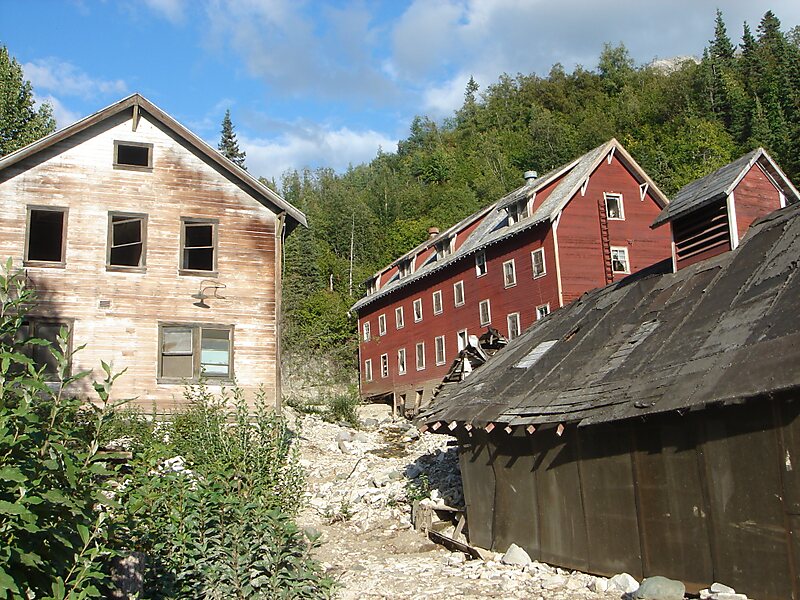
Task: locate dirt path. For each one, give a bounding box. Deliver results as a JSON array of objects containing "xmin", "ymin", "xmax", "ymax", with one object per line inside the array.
[{"xmin": 291, "ymin": 404, "xmax": 629, "ymax": 600}]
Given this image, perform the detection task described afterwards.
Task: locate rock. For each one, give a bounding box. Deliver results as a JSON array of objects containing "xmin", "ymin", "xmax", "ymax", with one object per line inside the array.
[
  {"xmin": 387, "ymin": 470, "xmax": 404, "ymax": 480},
  {"xmin": 711, "ymin": 595, "xmax": 747, "ymax": 600},
  {"xmin": 336, "ymin": 430, "xmax": 352, "ymax": 442},
  {"xmin": 337, "ymin": 439, "xmax": 351, "ymax": 454},
  {"xmin": 710, "ymin": 583, "xmax": 735, "ymax": 594},
  {"xmin": 634, "ymin": 575, "xmax": 685, "ymax": 600},
  {"xmin": 473, "ymin": 546, "xmax": 495, "ymax": 562},
  {"xmin": 403, "ymin": 429, "xmax": 420, "ymax": 441},
  {"xmin": 362, "ymin": 418, "xmax": 380, "ymax": 429},
  {"xmin": 609, "ymin": 572, "xmax": 640, "ymax": 594},
  {"xmin": 588, "ymin": 576, "xmax": 610, "ymax": 593},
  {"xmin": 353, "ymin": 432, "xmax": 369, "ymax": 443},
  {"xmin": 500, "ymin": 543, "xmax": 531, "ymax": 566},
  {"xmin": 541, "ymin": 575, "xmax": 567, "ymax": 590}
]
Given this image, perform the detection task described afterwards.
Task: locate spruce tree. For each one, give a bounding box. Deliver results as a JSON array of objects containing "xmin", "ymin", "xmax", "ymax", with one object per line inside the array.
[
  {"xmin": 710, "ymin": 9, "xmax": 735, "ymax": 64},
  {"xmin": 218, "ymin": 109, "xmax": 247, "ymax": 170}
]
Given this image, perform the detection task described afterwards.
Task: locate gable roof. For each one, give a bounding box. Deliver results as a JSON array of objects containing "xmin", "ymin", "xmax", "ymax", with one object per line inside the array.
[
  {"xmin": 420, "ymin": 201, "xmax": 800, "ymax": 431},
  {"xmin": 0, "ymin": 93, "xmax": 307, "ymax": 230},
  {"xmin": 351, "ymin": 139, "xmax": 667, "ymax": 314},
  {"xmin": 652, "ymin": 147, "xmax": 800, "ymax": 228}
]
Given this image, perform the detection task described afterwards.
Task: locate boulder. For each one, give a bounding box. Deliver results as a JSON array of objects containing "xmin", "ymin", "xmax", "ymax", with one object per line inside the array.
[
  {"xmin": 633, "ymin": 575, "xmax": 685, "ymax": 600},
  {"xmin": 500, "ymin": 543, "xmax": 531, "ymax": 566},
  {"xmin": 609, "ymin": 572, "xmax": 640, "ymax": 594},
  {"xmin": 710, "ymin": 583, "xmax": 735, "ymax": 594}
]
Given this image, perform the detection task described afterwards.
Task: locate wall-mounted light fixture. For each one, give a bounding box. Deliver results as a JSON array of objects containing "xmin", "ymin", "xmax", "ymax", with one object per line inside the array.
[{"xmin": 191, "ymin": 280, "xmax": 226, "ymax": 308}]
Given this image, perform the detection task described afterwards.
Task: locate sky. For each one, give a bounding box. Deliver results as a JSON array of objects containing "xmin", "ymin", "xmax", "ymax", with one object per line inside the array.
[{"xmin": 2, "ymin": 1, "xmax": 799, "ymax": 183}]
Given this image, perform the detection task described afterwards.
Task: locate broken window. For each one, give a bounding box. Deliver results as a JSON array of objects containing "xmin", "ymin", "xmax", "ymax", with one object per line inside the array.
[
  {"xmin": 457, "ymin": 329, "xmax": 468, "ymax": 351},
  {"xmin": 475, "ymin": 252, "xmax": 487, "ymax": 277},
  {"xmin": 395, "ymin": 306, "xmax": 405, "ymax": 329},
  {"xmin": 453, "ymin": 281, "xmax": 465, "ymax": 306},
  {"xmin": 364, "ymin": 359, "xmax": 373, "ymax": 382},
  {"xmin": 611, "ymin": 246, "xmax": 630, "ymax": 273},
  {"xmin": 435, "ymin": 335, "xmax": 446, "ymax": 365},
  {"xmin": 380, "ymin": 353, "xmax": 389, "ymax": 378},
  {"xmin": 398, "ymin": 348, "xmax": 407, "ymax": 375},
  {"xmin": 378, "ymin": 314, "xmax": 387, "ymax": 336},
  {"xmin": 398, "ymin": 259, "xmax": 414, "ymax": 278},
  {"xmin": 507, "ymin": 313, "xmax": 521, "ymax": 340},
  {"xmin": 362, "ymin": 321, "xmax": 371, "ymax": 342},
  {"xmin": 432, "ymin": 290, "xmax": 443, "ymax": 314},
  {"xmin": 479, "ymin": 299, "xmax": 491, "ymax": 326},
  {"xmin": 19, "ymin": 319, "xmax": 71, "ymax": 380},
  {"xmin": 531, "ymin": 248, "xmax": 546, "ymax": 278},
  {"xmin": 26, "ymin": 207, "xmax": 66, "ymax": 264},
  {"xmin": 503, "ymin": 259, "xmax": 517, "ymax": 287},
  {"xmin": 181, "ymin": 218, "xmax": 217, "ymax": 273},
  {"xmin": 108, "ymin": 213, "xmax": 146, "ymax": 268},
  {"xmin": 114, "ymin": 141, "xmax": 153, "ymax": 169},
  {"xmin": 605, "ymin": 193, "xmax": 625, "ymax": 220},
  {"xmin": 416, "ymin": 342, "xmax": 425, "ymax": 370},
  {"xmin": 159, "ymin": 324, "xmax": 232, "ymax": 381},
  {"xmin": 536, "ymin": 304, "xmax": 550, "ymax": 320},
  {"xmin": 436, "ymin": 236, "xmax": 455, "ymax": 259},
  {"xmin": 413, "ymin": 298, "xmax": 423, "ymax": 322}
]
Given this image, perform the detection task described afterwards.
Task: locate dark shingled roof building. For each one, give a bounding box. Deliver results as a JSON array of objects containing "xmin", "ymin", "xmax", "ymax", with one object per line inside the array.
[{"xmin": 420, "ymin": 200, "xmax": 800, "ymax": 599}]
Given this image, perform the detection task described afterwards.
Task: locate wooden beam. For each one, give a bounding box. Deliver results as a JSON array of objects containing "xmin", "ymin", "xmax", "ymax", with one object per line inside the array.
[{"xmin": 132, "ymin": 104, "xmax": 140, "ymax": 132}]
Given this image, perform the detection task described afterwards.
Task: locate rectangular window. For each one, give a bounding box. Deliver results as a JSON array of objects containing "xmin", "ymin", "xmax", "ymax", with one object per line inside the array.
[
  {"xmin": 432, "ymin": 290, "xmax": 443, "ymax": 314},
  {"xmin": 398, "ymin": 259, "xmax": 413, "ymax": 279},
  {"xmin": 605, "ymin": 193, "xmax": 625, "ymax": 220},
  {"xmin": 475, "ymin": 252, "xmax": 487, "ymax": 277},
  {"xmin": 507, "ymin": 313, "xmax": 521, "ymax": 340},
  {"xmin": 435, "ymin": 335, "xmax": 446, "ymax": 365},
  {"xmin": 380, "ymin": 353, "xmax": 389, "ymax": 378},
  {"xmin": 398, "ymin": 348, "xmax": 407, "ymax": 375},
  {"xmin": 479, "ymin": 299, "xmax": 491, "ymax": 326},
  {"xmin": 181, "ymin": 218, "xmax": 217, "ymax": 273},
  {"xmin": 26, "ymin": 207, "xmax": 67, "ymax": 265},
  {"xmin": 395, "ymin": 306, "xmax": 405, "ymax": 329},
  {"xmin": 503, "ymin": 259, "xmax": 517, "ymax": 287},
  {"xmin": 19, "ymin": 319, "xmax": 72, "ymax": 380},
  {"xmin": 453, "ymin": 281, "xmax": 465, "ymax": 307},
  {"xmin": 457, "ymin": 329, "xmax": 468, "ymax": 351},
  {"xmin": 611, "ymin": 246, "xmax": 630, "ymax": 273},
  {"xmin": 531, "ymin": 248, "xmax": 546, "ymax": 278},
  {"xmin": 416, "ymin": 342, "xmax": 425, "ymax": 370},
  {"xmin": 378, "ymin": 314, "xmax": 387, "ymax": 336},
  {"xmin": 108, "ymin": 212, "xmax": 146, "ymax": 269},
  {"xmin": 364, "ymin": 359, "xmax": 373, "ymax": 382},
  {"xmin": 536, "ymin": 304, "xmax": 550, "ymax": 320},
  {"xmin": 413, "ymin": 298, "xmax": 423, "ymax": 322},
  {"xmin": 114, "ymin": 140, "xmax": 153, "ymax": 169},
  {"xmin": 159, "ymin": 324, "xmax": 232, "ymax": 381},
  {"xmin": 362, "ymin": 321, "xmax": 371, "ymax": 342}
]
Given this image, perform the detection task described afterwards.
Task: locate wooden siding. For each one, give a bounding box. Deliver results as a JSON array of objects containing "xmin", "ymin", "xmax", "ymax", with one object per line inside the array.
[
  {"xmin": 734, "ymin": 163, "xmax": 784, "ymax": 241},
  {"xmin": 0, "ymin": 110, "xmax": 280, "ymax": 411}
]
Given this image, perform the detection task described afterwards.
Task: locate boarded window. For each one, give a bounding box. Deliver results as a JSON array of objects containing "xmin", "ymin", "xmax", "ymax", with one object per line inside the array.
[
  {"xmin": 26, "ymin": 208, "xmax": 66, "ymax": 263},
  {"xmin": 115, "ymin": 141, "xmax": 152, "ymax": 168},
  {"xmin": 160, "ymin": 324, "xmax": 232, "ymax": 381},
  {"xmin": 109, "ymin": 213, "xmax": 146, "ymax": 267},
  {"xmin": 182, "ymin": 219, "xmax": 217, "ymax": 272},
  {"xmin": 435, "ymin": 335, "xmax": 446, "ymax": 365},
  {"xmin": 531, "ymin": 248, "xmax": 546, "ymax": 278}
]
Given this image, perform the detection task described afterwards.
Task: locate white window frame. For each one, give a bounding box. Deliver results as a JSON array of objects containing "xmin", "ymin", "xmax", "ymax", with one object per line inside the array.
[
  {"xmin": 453, "ymin": 280, "xmax": 465, "ymax": 307},
  {"xmin": 479, "ymin": 299, "xmax": 491, "ymax": 326},
  {"xmin": 604, "ymin": 192, "xmax": 625, "ymax": 220},
  {"xmin": 610, "ymin": 246, "xmax": 630, "ymax": 274},
  {"xmin": 364, "ymin": 359, "xmax": 373, "ymax": 382},
  {"xmin": 398, "ymin": 348, "xmax": 407, "ymax": 375},
  {"xmin": 503, "ymin": 259, "xmax": 517, "ymax": 288},
  {"xmin": 378, "ymin": 313, "xmax": 387, "ymax": 336},
  {"xmin": 507, "ymin": 313, "xmax": 521, "ymax": 340},
  {"xmin": 380, "ymin": 353, "xmax": 389, "ymax": 378},
  {"xmin": 395, "ymin": 306, "xmax": 405, "ymax": 329},
  {"xmin": 435, "ymin": 335, "xmax": 446, "ymax": 365},
  {"xmin": 531, "ymin": 248, "xmax": 546, "ymax": 279},
  {"xmin": 536, "ymin": 304, "xmax": 550, "ymax": 320},
  {"xmin": 432, "ymin": 290, "xmax": 443, "ymax": 314},
  {"xmin": 475, "ymin": 252, "xmax": 487, "ymax": 277},
  {"xmin": 362, "ymin": 321, "xmax": 371, "ymax": 342},
  {"xmin": 457, "ymin": 329, "xmax": 468, "ymax": 351},
  {"xmin": 413, "ymin": 298, "xmax": 423, "ymax": 322},
  {"xmin": 416, "ymin": 342, "xmax": 426, "ymax": 371}
]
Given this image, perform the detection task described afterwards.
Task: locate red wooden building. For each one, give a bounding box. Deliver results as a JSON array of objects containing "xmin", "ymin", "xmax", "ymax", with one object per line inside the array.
[
  {"xmin": 351, "ymin": 139, "xmax": 672, "ymax": 411},
  {"xmin": 652, "ymin": 147, "xmax": 799, "ymax": 271}
]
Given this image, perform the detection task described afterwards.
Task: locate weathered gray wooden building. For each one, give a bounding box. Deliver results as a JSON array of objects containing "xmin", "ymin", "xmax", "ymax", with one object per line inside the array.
[
  {"xmin": 0, "ymin": 94, "xmax": 306, "ymax": 410},
  {"xmin": 420, "ymin": 199, "xmax": 800, "ymax": 599}
]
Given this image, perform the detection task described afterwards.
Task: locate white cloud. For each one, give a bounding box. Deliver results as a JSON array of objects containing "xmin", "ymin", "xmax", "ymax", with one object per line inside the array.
[
  {"xmin": 239, "ymin": 125, "xmax": 398, "ymax": 182},
  {"xmin": 35, "ymin": 94, "xmax": 81, "ymax": 129},
  {"xmin": 143, "ymin": 0, "xmax": 187, "ymax": 23},
  {"xmin": 22, "ymin": 58, "xmax": 127, "ymax": 99}
]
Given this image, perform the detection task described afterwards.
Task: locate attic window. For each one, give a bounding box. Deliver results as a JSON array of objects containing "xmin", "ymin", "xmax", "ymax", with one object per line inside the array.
[
  {"xmin": 26, "ymin": 207, "xmax": 67, "ymax": 265},
  {"xmin": 604, "ymin": 193, "xmax": 624, "ymax": 220},
  {"xmin": 513, "ymin": 339, "xmax": 558, "ymax": 369},
  {"xmin": 399, "ymin": 259, "xmax": 414, "ymax": 278},
  {"xmin": 436, "ymin": 236, "xmax": 455, "ymax": 259},
  {"xmin": 114, "ymin": 141, "xmax": 153, "ymax": 169},
  {"xmin": 507, "ymin": 199, "xmax": 529, "ymax": 225}
]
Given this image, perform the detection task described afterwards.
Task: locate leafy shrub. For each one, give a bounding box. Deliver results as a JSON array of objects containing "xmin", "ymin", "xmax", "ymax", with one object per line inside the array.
[{"xmin": 326, "ymin": 390, "xmax": 360, "ymax": 428}]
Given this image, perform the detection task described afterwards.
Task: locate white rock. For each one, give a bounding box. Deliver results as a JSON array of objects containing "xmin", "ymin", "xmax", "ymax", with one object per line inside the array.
[
  {"xmin": 711, "ymin": 583, "xmax": 736, "ymax": 594},
  {"xmin": 711, "ymin": 594, "xmax": 747, "ymax": 600},
  {"xmin": 609, "ymin": 572, "xmax": 640, "ymax": 594},
  {"xmin": 588, "ymin": 576, "xmax": 610, "ymax": 593},
  {"xmin": 541, "ymin": 575, "xmax": 567, "ymax": 590},
  {"xmin": 500, "ymin": 543, "xmax": 532, "ymax": 566}
]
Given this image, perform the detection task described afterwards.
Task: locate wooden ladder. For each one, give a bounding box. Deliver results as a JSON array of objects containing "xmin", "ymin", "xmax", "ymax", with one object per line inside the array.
[{"xmin": 598, "ymin": 196, "xmax": 613, "ymax": 284}]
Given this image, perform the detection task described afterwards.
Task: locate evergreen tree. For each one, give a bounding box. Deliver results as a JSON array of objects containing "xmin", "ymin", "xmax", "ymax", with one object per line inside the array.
[
  {"xmin": 0, "ymin": 45, "xmax": 56, "ymax": 156},
  {"xmin": 710, "ymin": 10, "xmax": 736, "ymax": 64},
  {"xmin": 218, "ymin": 109, "xmax": 247, "ymax": 170}
]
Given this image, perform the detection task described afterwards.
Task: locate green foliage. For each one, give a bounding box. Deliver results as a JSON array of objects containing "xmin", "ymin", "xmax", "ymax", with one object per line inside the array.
[
  {"xmin": 218, "ymin": 109, "xmax": 247, "ymax": 170},
  {"xmin": 0, "ymin": 46, "xmax": 56, "ymax": 156},
  {"xmin": 405, "ymin": 474, "xmax": 431, "ymax": 503},
  {"xmin": 286, "ymin": 388, "xmax": 360, "ymax": 428}
]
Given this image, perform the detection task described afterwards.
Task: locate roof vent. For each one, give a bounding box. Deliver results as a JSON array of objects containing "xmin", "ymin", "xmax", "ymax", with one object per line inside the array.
[
  {"xmin": 524, "ymin": 170, "xmax": 538, "ymax": 185},
  {"xmin": 428, "ymin": 226, "xmax": 440, "ymax": 239}
]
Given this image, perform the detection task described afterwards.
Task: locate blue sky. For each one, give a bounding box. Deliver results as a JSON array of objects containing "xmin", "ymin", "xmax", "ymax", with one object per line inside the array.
[{"xmin": 2, "ymin": 1, "xmax": 799, "ymax": 183}]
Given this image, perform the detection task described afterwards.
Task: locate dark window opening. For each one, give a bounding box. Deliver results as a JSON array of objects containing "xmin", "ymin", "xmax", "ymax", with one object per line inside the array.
[
  {"xmin": 109, "ymin": 215, "xmax": 145, "ymax": 267},
  {"xmin": 18, "ymin": 320, "xmax": 71, "ymax": 380},
  {"xmin": 27, "ymin": 209, "xmax": 65, "ymax": 263},
  {"xmin": 116, "ymin": 143, "xmax": 151, "ymax": 167},
  {"xmin": 182, "ymin": 220, "xmax": 216, "ymax": 272}
]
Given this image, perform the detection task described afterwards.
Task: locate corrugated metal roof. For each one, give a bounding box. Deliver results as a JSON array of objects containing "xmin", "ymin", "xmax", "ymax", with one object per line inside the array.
[{"xmin": 420, "ymin": 202, "xmax": 800, "ymax": 430}]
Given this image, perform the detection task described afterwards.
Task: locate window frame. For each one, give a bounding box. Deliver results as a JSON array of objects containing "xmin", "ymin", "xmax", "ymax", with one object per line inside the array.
[
  {"xmin": 364, "ymin": 359, "xmax": 373, "ymax": 382},
  {"xmin": 395, "ymin": 306, "xmax": 405, "ymax": 329},
  {"xmin": 415, "ymin": 342, "xmax": 426, "ymax": 371},
  {"xmin": 610, "ymin": 246, "xmax": 631, "ymax": 274},
  {"xmin": 19, "ymin": 318, "xmax": 74, "ymax": 381},
  {"xmin": 435, "ymin": 335, "xmax": 446, "ymax": 365},
  {"xmin": 503, "ymin": 259, "xmax": 517, "ymax": 288},
  {"xmin": 413, "ymin": 298, "xmax": 423, "ymax": 322},
  {"xmin": 158, "ymin": 323, "xmax": 234, "ymax": 383},
  {"xmin": 453, "ymin": 280, "xmax": 465, "ymax": 307},
  {"xmin": 432, "ymin": 290, "xmax": 443, "ymax": 315},
  {"xmin": 475, "ymin": 252, "xmax": 487, "ymax": 277},
  {"xmin": 457, "ymin": 329, "xmax": 469, "ymax": 351},
  {"xmin": 113, "ymin": 140, "xmax": 154, "ymax": 171},
  {"xmin": 604, "ymin": 192, "xmax": 625, "ymax": 220},
  {"xmin": 398, "ymin": 348, "xmax": 407, "ymax": 375},
  {"xmin": 180, "ymin": 217, "xmax": 219, "ymax": 276},
  {"xmin": 107, "ymin": 211, "xmax": 148, "ymax": 272},
  {"xmin": 362, "ymin": 321, "xmax": 371, "ymax": 342},
  {"xmin": 531, "ymin": 248, "xmax": 546, "ymax": 279},
  {"xmin": 24, "ymin": 206, "xmax": 68, "ymax": 268},
  {"xmin": 507, "ymin": 312, "xmax": 521, "ymax": 340},
  {"xmin": 380, "ymin": 353, "xmax": 389, "ymax": 378},
  {"xmin": 536, "ymin": 304, "xmax": 551, "ymax": 320},
  {"xmin": 378, "ymin": 314, "xmax": 387, "ymax": 336},
  {"xmin": 479, "ymin": 299, "xmax": 491, "ymax": 326}
]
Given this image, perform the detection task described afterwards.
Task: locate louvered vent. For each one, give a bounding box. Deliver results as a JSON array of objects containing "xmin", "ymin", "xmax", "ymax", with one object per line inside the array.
[{"xmin": 673, "ymin": 199, "xmax": 731, "ymax": 268}]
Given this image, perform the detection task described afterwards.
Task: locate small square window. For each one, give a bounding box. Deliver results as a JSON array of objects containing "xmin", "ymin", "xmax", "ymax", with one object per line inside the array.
[
  {"xmin": 363, "ymin": 321, "xmax": 371, "ymax": 342},
  {"xmin": 378, "ymin": 314, "xmax": 387, "ymax": 336},
  {"xmin": 26, "ymin": 207, "xmax": 67, "ymax": 265},
  {"xmin": 364, "ymin": 359, "xmax": 373, "ymax": 382},
  {"xmin": 536, "ymin": 304, "xmax": 550, "ymax": 320},
  {"xmin": 108, "ymin": 213, "xmax": 146, "ymax": 269},
  {"xmin": 605, "ymin": 193, "xmax": 625, "ymax": 220},
  {"xmin": 531, "ymin": 248, "xmax": 546, "ymax": 278},
  {"xmin": 435, "ymin": 336, "xmax": 446, "ymax": 365},
  {"xmin": 475, "ymin": 252, "xmax": 487, "ymax": 277},
  {"xmin": 503, "ymin": 259, "xmax": 517, "ymax": 287},
  {"xmin": 432, "ymin": 290, "xmax": 443, "ymax": 314},
  {"xmin": 453, "ymin": 281, "xmax": 465, "ymax": 307},
  {"xmin": 611, "ymin": 246, "xmax": 630, "ymax": 273},
  {"xmin": 380, "ymin": 353, "xmax": 389, "ymax": 378},
  {"xmin": 398, "ymin": 348, "xmax": 407, "ymax": 375},
  {"xmin": 507, "ymin": 313, "xmax": 521, "ymax": 340},
  {"xmin": 416, "ymin": 342, "xmax": 426, "ymax": 370},
  {"xmin": 114, "ymin": 141, "xmax": 153, "ymax": 169},
  {"xmin": 457, "ymin": 329, "xmax": 468, "ymax": 351},
  {"xmin": 413, "ymin": 298, "xmax": 423, "ymax": 322},
  {"xmin": 181, "ymin": 218, "xmax": 218, "ymax": 273},
  {"xmin": 479, "ymin": 299, "xmax": 491, "ymax": 326},
  {"xmin": 395, "ymin": 306, "xmax": 405, "ymax": 329}
]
